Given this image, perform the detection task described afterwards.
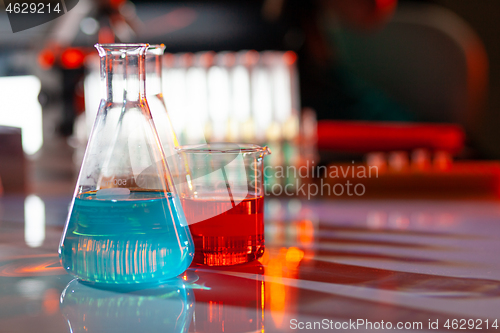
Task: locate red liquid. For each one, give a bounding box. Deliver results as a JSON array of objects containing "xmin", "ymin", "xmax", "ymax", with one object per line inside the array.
[{"xmin": 182, "ymin": 195, "xmax": 265, "ymax": 266}]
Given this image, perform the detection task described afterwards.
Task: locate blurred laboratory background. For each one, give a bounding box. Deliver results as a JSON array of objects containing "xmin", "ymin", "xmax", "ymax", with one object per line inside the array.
[{"xmin": 0, "ymin": 0, "xmax": 499, "ymax": 198}]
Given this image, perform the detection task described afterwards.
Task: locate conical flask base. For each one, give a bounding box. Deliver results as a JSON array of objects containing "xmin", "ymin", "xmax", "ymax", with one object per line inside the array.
[{"xmin": 60, "ymin": 190, "xmax": 192, "ymax": 285}]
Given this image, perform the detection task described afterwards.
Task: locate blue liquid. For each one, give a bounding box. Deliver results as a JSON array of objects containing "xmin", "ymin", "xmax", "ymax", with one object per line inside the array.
[{"xmin": 59, "ymin": 191, "xmax": 194, "ymax": 285}]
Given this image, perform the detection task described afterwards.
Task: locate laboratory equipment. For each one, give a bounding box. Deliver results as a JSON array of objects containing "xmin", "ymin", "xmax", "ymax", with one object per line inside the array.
[
  {"xmin": 146, "ymin": 44, "xmax": 180, "ymax": 161},
  {"xmin": 146, "ymin": 44, "xmax": 185, "ymax": 190},
  {"xmin": 177, "ymin": 143, "xmax": 270, "ymax": 266},
  {"xmin": 59, "ymin": 43, "xmax": 194, "ymax": 285},
  {"xmin": 162, "ymin": 50, "xmax": 300, "ymax": 146},
  {"xmin": 84, "ymin": 50, "xmax": 307, "ymax": 191}
]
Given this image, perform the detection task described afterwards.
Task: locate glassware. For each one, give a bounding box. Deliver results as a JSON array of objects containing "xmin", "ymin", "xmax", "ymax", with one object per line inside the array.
[
  {"xmin": 61, "ymin": 278, "xmax": 194, "ymax": 333},
  {"xmin": 59, "ymin": 43, "xmax": 194, "ymax": 285},
  {"xmin": 146, "ymin": 44, "xmax": 185, "ymax": 190},
  {"xmin": 177, "ymin": 143, "xmax": 270, "ymax": 266},
  {"xmin": 146, "ymin": 44, "xmax": 180, "ymax": 160}
]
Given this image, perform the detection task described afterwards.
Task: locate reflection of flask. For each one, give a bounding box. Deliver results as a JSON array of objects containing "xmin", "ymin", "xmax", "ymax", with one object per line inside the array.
[
  {"xmin": 190, "ymin": 263, "xmax": 265, "ymax": 332},
  {"xmin": 59, "ymin": 44, "xmax": 194, "ymax": 285},
  {"xmin": 61, "ymin": 279, "xmax": 194, "ymax": 333}
]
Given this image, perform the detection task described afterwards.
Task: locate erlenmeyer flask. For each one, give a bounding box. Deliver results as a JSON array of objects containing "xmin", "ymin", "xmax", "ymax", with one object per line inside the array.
[
  {"xmin": 59, "ymin": 43, "xmax": 194, "ymax": 285},
  {"xmin": 146, "ymin": 44, "xmax": 179, "ymax": 158}
]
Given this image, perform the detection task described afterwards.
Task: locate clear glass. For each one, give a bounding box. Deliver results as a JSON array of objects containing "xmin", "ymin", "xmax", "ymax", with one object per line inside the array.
[
  {"xmin": 146, "ymin": 44, "xmax": 186, "ymax": 192},
  {"xmin": 177, "ymin": 143, "xmax": 270, "ymax": 266},
  {"xmin": 146, "ymin": 44, "xmax": 180, "ymax": 159},
  {"xmin": 59, "ymin": 43, "xmax": 194, "ymax": 285}
]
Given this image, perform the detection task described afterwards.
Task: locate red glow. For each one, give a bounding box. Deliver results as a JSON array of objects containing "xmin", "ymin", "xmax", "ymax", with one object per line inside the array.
[
  {"xmin": 140, "ymin": 8, "xmax": 197, "ymax": 37},
  {"xmin": 61, "ymin": 48, "xmax": 85, "ymax": 69},
  {"xmin": 283, "ymin": 51, "xmax": 297, "ymax": 65},
  {"xmin": 375, "ymin": 0, "xmax": 397, "ymax": 9},
  {"xmin": 297, "ymin": 219, "xmax": 314, "ymax": 244},
  {"xmin": 180, "ymin": 53, "xmax": 194, "ymax": 67},
  {"xmin": 244, "ymin": 50, "xmax": 260, "ymax": 66},
  {"xmin": 43, "ymin": 289, "xmax": 60, "ymax": 315},
  {"xmin": 164, "ymin": 53, "xmax": 176, "ymax": 68},
  {"xmin": 317, "ymin": 121, "xmax": 465, "ymax": 154},
  {"xmin": 109, "ymin": 0, "xmax": 125, "ymax": 9},
  {"xmin": 285, "ymin": 247, "xmax": 304, "ymax": 267},
  {"xmin": 222, "ymin": 52, "xmax": 236, "ymax": 67},
  {"xmin": 199, "ymin": 52, "xmax": 215, "ymax": 68},
  {"xmin": 0, "ymin": 254, "xmax": 65, "ymax": 277},
  {"xmin": 98, "ymin": 27, "xmax": 115, "ymax": 44},
  {"xmin": 167, "ymin": 8, "xmax": 197, "ymax": 28},
  {"xmin": 38, "ymin": 49, "xmax": 55, "ymax": 69}
]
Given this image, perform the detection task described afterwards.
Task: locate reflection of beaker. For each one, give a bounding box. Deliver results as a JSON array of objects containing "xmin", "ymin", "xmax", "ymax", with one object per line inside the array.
[
  {"xmin": 59, "ymin": 44, "xmax": 194, "ymax": 285},
  {"xmin": 60, "ymin": 278, "xmax": 194, "ymax": 333},
  {"xmin": 178, "ymin": 143, "xmax": 270, "ymax": 266},
  {"xmin": 191, "ymin": 263, "xmax": 265, "ymax": 332}
]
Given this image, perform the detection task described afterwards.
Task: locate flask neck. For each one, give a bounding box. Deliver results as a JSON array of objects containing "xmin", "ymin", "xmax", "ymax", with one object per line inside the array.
[
  {"xmin": 146, "ymin": 45, "xmax": 165, "ymax": 96},
  {"xmin": 97, "ymin": 44, "xmax": 148, "ymax": 103}
]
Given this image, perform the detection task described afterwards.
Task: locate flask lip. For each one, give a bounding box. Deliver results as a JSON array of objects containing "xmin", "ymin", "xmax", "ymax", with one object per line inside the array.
[{"xmin": 177, "ymin": 143, "xmax": 271, "ymax": 156}]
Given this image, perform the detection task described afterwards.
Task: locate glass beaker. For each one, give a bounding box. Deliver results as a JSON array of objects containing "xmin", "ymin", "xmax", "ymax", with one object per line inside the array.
[
  {"xmin": 59, "ymin": 43, "xmax": 194, "ymax": 285},
  {"xmin": 177, "ymin": 143, "xmax": 270, "ymax": 266}
]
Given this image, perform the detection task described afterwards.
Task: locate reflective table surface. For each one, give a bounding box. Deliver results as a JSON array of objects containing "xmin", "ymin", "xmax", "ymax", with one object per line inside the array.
[{"xmin": 1, "ymin": 195, "xmax": 500, "ymax": 332}]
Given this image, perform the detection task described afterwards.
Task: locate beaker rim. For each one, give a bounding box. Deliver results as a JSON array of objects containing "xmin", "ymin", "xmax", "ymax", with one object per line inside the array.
[
  {"xmin": 95, "ymin": 43, "xmax": 150, "ymax": 55},
  {"xmin": 97, "ymin": 43, "xmax": 150, "ymax": 48},
  {"xmin": 177, "ymin": 143, "xmax": 270, "ymax": 155}
]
